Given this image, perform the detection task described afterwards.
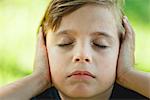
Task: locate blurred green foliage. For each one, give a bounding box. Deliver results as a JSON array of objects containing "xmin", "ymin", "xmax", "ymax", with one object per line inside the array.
[
  {"xmin": 124, "ymin": 0, "xmax": 150, "ymax": 24},
  {"xmin": 0, "ymin": 0, "xmax": 150, "ymax": 86},
  {"xmin": 0, "ymin": 0, "xmax": 50, "ymax": 85}
]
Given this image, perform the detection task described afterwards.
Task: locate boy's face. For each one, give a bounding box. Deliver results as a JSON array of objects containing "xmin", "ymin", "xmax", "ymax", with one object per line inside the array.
[{"xmin": 46, "ymin": 5, "xmax": 120, "ymax": 99}]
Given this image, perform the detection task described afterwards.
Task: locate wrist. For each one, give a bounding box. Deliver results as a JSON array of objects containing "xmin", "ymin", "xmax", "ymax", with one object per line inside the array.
[
  {"xmin": 116, "ymin": 66, "xmax": 133, "ymax": 87},
  {"xmin": 32, "ymin": 71, "xmax": 51, "ymax": 88},
  {"xmin": 31, "ymin": 72, "xmax": 51, "ymax": 95}
]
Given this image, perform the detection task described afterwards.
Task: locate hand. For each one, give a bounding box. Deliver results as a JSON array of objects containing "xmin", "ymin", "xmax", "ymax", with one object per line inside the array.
[
  {"xmin": 116, "ymin": 16, "xmax": 135, "ymax": 83},
  {"xmin": 33, "ymin": 27, "xmax": 51, "ymax": 87}
]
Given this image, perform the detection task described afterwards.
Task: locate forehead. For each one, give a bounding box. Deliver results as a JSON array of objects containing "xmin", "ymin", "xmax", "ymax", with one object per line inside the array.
[{"xmin": 53, "ymin": 4, "xmax": 118, "ymax": 39}]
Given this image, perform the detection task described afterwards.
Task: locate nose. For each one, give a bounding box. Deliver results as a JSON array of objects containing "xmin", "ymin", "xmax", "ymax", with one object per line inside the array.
[
  {"xmin": 73, "ymin": 56, "xmax": 91, "ymax": 63},
  {"xmin": 72, "ymin": 46, "xmax": 92, "ymax": 63}
]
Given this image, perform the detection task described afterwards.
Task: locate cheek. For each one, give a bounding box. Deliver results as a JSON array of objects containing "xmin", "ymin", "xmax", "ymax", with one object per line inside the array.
[
  {"xmin": 47, "ymin": 47, "xmax": 68, "ymax": 83},
  {"xmin": 48, "ymin": 50, "xmax": 61, "ymax": 70},
  {"xmin": 49, "ymin": 53, "xmax": 64, "ymax": 84},
  {"xmin": 96, "ymin": 57, "xmax": 117, "ymax": 77},
  {"xmin": 103, "ymin": 43, "xmax": 119, "ymax": 68},
  {"xmin": 96, "ymin": 47, "xmax": 119, "ymax": 82},
  {"xmin": 95, "ymin": 58, "xmax": 117, "ymax": 88}
]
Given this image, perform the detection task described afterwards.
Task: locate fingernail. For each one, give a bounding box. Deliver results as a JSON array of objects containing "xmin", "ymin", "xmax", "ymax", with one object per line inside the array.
[
  {"xmin": 123, "ymin": 16, "xmax": 127, "ymax": 23},
  {"xmin": 124, "ymin": 16, "xmax": 128, "ymax": 21},
  {"xmin": 125, "ymin": 16, "xmax": 128, "ymax": 19}
]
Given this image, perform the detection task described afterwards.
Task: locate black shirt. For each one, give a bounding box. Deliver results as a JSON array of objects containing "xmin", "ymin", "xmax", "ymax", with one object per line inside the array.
[{"xmin": 31, "ymin": 83, "xmax": 148, "ymax": 100}]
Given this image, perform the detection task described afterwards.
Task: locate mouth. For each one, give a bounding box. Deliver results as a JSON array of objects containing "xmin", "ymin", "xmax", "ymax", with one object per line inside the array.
[{"xmin": 67, "ymin": 71, "xmax": 96, "ymax": 78}]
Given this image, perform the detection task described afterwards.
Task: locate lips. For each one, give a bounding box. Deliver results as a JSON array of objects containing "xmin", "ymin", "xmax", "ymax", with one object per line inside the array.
[{"xmin": 68, "ymin": 71, "xmax": 95, "ymax": 78}]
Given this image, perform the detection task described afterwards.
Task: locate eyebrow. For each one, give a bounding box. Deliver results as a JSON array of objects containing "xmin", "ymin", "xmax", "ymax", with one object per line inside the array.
[
  {"xmin": 90, "ymin": 31, "xmax": 113, "ymax": 38},
  {"xmin": 90, "ymin": 32, "xmax": 115, "ymax": 43},
  {"xmin": 55, "ymin": 30, "xmax": 76, "ymax": 36},
  {"xmin": 55, "ymin": 30, "xmax": 114, "ymax": 40}
]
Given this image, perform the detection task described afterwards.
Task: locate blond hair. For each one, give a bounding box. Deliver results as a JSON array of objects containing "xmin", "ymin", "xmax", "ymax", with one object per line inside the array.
[{"xmin": 40, "ymin": 0, "xmax": 125, "ymax": 36}]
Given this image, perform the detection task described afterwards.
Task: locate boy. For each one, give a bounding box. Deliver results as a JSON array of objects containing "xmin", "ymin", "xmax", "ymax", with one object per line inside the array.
[{"xmin": 0, "ymin": 0, "xmax": 149, "ymax": 99}]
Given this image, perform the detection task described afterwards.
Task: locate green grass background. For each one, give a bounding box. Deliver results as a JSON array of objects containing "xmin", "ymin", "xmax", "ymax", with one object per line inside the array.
[{"xmin": 0, "ymin": 0, "xmax": 150, "ymax": 86}]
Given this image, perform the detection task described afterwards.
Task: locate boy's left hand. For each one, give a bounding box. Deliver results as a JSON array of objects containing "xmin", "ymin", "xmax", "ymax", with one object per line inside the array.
[{"xmin": 116, "ymin": 16, "xmax": 135, "ymax": 84}]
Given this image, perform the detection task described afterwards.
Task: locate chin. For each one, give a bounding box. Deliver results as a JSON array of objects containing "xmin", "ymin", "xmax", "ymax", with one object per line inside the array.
[
  {"xmin": 62, "ymin": 84, "xmax": 98, "ymax": 98},
  {"xmin": 62, "ymin": 91, "xmax": 95, "ymax": 99}
]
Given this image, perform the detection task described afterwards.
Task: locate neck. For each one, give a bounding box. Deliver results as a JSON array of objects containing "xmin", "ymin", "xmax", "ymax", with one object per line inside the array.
[{"xmin": 59, "ymin": 85, "xmax": 114, "ymax": 100}]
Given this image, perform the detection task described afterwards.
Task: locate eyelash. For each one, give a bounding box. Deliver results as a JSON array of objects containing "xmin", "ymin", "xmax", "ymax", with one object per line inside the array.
[
  {"xmin": 57, "ymin": 43, "xmax": 73, "ymax": 47},
  {"xmin": 58, "ymin": 42, "xmax": 108, "ymax": 49},
  {"xmin": 92, "ymin": 43, "xmax": 108, "ymax": 49}
]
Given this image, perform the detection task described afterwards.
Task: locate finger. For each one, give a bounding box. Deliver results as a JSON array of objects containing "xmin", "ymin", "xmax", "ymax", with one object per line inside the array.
[
  {"xmin": 36, "ymin": 27, "xmax": 47, "ymax": 61},
  {"xmin": 34, "ymin": 27, "xmax": 49, "ymax": 70},
  {"xmin": 122, "ymin": 16, "xmax": 135, "ymax": 48},
  {"xmin": 34, "ymin": 27, "xmax": 51, "ymax": 85},
  {"xmin": 37, "ymin": 27, "xmax": 46, "ymax": 47},
  {"xmin": 122, "ymin": 16, "xmax": 135, "ymax": 64},
  {"xmin": 123, "ymin": 16, "xmax": 135, "ymax": 43}
]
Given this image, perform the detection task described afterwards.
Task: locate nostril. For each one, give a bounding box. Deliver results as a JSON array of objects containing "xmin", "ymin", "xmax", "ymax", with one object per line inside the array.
[
  {"xmin": 74, "ymin": 58, "xmax": 90, "ymax": 63},
  {"xmin": 75, "ymin": 58, "xmax": 80, "ymax": 62},
  {"xmin": 85, "ymin": 59, "xmax": 89, "ymax": 62}
]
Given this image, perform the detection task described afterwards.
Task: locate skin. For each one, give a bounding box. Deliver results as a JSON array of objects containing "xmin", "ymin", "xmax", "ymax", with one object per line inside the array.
[
  {"xmin": 46, "ymin": 5, "xmax": 120, "ymax": 100},
  {"xmin": 0, "ymin": 4, "xmax": 149, "ymax": 100}
]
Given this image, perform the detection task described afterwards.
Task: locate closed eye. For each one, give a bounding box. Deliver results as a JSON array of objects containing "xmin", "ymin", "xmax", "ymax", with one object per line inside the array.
[
  {"xmin": 93, "ymin": 43, "xmax": 108, "ymax": 49},
  {"xmin": 57, "ymin": 42, "xmax": 73, "ymax": 47}
]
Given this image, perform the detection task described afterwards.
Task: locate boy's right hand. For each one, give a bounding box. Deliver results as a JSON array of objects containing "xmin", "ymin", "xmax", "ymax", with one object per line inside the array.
[{"xmin": 33, "ymin": 27, "xmax": 51, "ymax": 88}]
